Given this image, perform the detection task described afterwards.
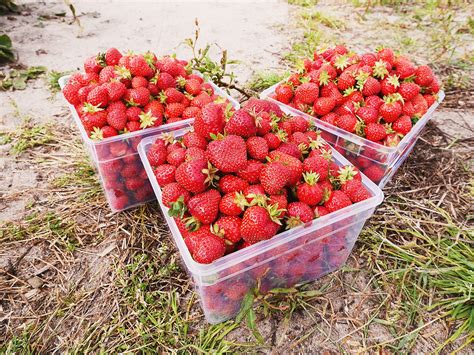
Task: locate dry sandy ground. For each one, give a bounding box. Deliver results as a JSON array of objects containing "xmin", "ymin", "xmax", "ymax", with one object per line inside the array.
[{"xmin": 1, "ymin": 1, "xmax": 473, "ymax": 353}]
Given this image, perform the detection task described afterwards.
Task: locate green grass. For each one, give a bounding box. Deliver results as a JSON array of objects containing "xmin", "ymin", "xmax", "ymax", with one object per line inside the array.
[
  {"xmin": 0, "ymin": 118, "xmax": 54, "ymax": 154},
  {"xmin": 288, "ymin": 0, "xmax": 319, "ymax": 7},
  {"xmin": 46, "ymin": 70, "xmax": 71, "ymax": 94},
  {"xmin": 247, "ymin": 70, "xmax": 290, "ymax": 92}
]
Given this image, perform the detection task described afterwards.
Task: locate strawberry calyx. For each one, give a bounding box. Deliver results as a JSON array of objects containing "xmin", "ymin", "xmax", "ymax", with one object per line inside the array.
[
  {"xmin": 90, "ymin": 127, "xmax": 104, "ymax": 140},
  {"xmin": 343, "ymin": 86, "xmax": 356, "ymax": 97},
  {"xmin": 176, "ymin": 76, "xmax": 187, "ymax": 88},
  {"xmin": 223, "ymin": 102, "xmax": 234, "ymax": 121},
  {"xmin": 303, "ymin": 172, "xmax": 320, "ymax": 186},
  {"xmin": 83, "ymin": 102, "xmax": 104, "ymax": 113},
  {"xmin": 247, "ymin": 193, "xmax": 267, "ymax": 207},
  {"xmin": 233, "ymin": 191, "xmax": 249, "ymax": 210},
  {"xmin": 168, "ymin": 196, "xmax": 188, "ymax": 219},
  {"xmin": 183, "ymin": 216, "xmax": 201, "ymax": 232},
  {"xmin": 267, "ymin": 203, "xmax": 285, "ymax": 226},
  {"xmin": 318, "ymin": 70, "xmax": 331, "ymax": 86},
  {"xmin": 96, "ymin": 52, "xmax": 107, "ymax": 67},
  {"xmin": 338, "ymin": 165, "xmax": 358, "ymax": 185},
  {"xmin": 386, "ymin": 74, "xmax": 400, "ymax": 88},
  {"xmin": 114, "ymin": 65, "xmax": 132, "ymax": 80},
  {"xmin": 139, "ymin": 110, "xmax": 158, "ymax": 128},
  {"xmin": 372, "ymin": 60, "xmax": 389, "ymax": 79},
  {"xmin": 210, "ymin": 224, "xmax": 234, "ymax": 246},
  {"xmin": 202, "ymin": 161, "xmax": 219, "ymax": 186}
]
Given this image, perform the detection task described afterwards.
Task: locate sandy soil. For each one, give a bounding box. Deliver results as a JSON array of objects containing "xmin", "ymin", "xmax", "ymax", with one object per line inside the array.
[{"xmin": 1, "ymin": 1, "xmax": 473, "ymax": 353}]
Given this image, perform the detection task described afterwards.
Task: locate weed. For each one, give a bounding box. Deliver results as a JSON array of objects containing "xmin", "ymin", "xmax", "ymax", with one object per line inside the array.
[
  {"xmin": 301, "ymin": 10, "xmax": 345, "ymax": 30},
  {"xmin": 0, "ymin": 117, "xmax": 54, "ymax": 154},
  {"xmin": 46, "ymin": 70, "xmax": 71, "ymax": 94},
  {"xmin": 288, "ymin": 0, "xmax": 319, "ymax": 7},
  {"xmin": 0, "ymin": 33, "xmax": 15, "ymax": 62},
  {"xmin": 0, "ymin": 66, "xmax": 47, "ymax": 90},
  {"xmin": 247, "ymin": 70, "xmax": 289, "ymax": 92}
]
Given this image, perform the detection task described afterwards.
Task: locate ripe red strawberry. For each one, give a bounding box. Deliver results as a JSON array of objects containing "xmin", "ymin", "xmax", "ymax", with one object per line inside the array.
[
  {"xmin": 303, "ymin": 155, "xmax": 329, "ymax": 181},
  {"xmin": 381, "ymin": 75, "xmax": 400, "ymax": 95},
  {"xmin": 320, "ymin": 112, "xmax": 338, "ymax": 125},
  {"xmin": 184, "ymin": 147, "xmax": 206, "ymax": 162},
  {"xmin": 125, "ymin": 176, "xmax": 145, "ymax": 191},
  {"xmin": 394, "ymin": 58, "xmax": 416, "ymax": 79},
  {"xmin": 127, "ymin": 87, "xmax": 150, "ymax": 106},
  {"xmin": 398, "ymin": 82, "xmax": 420, "ymax": 101},
  {"xmin": 286, "ymin": 202, "xmax": 314, "ymax": 228},
  {"xmin": 191, "ymin": 228, "xmax": 226, "ymax": 264},
  {"xmin": 314, "ymin": 205, "xmax": 329, "ymax": 218},
  {"xmin": 384, "ymin": 133, "xmax": 401, "ymax": 147},
  {"xmin": 154, "ymin": 164, "xmax": 176, "ymax": 185},
  {"xmin": 187, "ymin": 189, "xmax": 221, "ymax": 224},
  {"xmin": 341, "ymin": 179, "xmax": 370, "ymax": 203},
  {"xmin": 106, "ymin": 81, "xmax": 126, "ymax": 102},
  {"xmin": 182, "ymin": 131, "xmax": 207, "ymax": 150},
  {"xmin": 147, "ymin": 142, "xmax": 167, "ymax": 166},
  {"xmin": 63, "ymin": 82, "xmax": 82, "ymax": 105},
  {"xmin": 129, "ymin": 55, "xmax": 154, "ymax": 78},
  {"xmin": 296, "ymin": 173, "xmax": 323, "ymax": 206},
  {"xmin": 84, "ymin": 56, "xmax": 103, "ymax": 74},
  {"xmin": 87, "ymin": 85, "xmax": 109, "ymax": 107},
  {"xmin": 225, "ymin": 109, "xmax": 257, "ymax": 138},
  {"xmin": 288, "ymin": 115, "xmax": 309, "ymax": 133},
  {"xmin": 255, "ymin": 112, "xmax": 272, "ymax": 136},
  {"xmin": 412, "ymin": 94, "xmax": 428, "ymax": 116},
  {"xmin": 206, "ymin": 135, "xmax": 247, "ymax": 173},
  {"xmin": 335, "ymin": 114, "xmax": 357, "ymax": 132},
  {"xmin": 219, "ymin": 191, "xmax": 247, "ymax": 216},
  {"xmin": 414, "ymin": 65, "xmax": 434, "ymax": 87},
  {"xmin": 175, "ymin": 158, "xmax": 213, "ymax": 194},
  {"xmin": 240, "ymin": 206, "xmax": 281, "ymax": 244},
  {"xmin": 289, "ymin": 132, "xmax": 310, "ymax": 147},
  {"xmin": 377, "ymin": 48, "xmax": 395, "ymax": 66},
  {"xmin": 365, "ymin": 95, "xmax": 384, "ymax": 109},
  {"xmin": 131, "ymin": 76, "xmax": 148, "ymax": 88},
  {"xmin": 194, "ymin": 103, "xmax": 225, "ymax": 139},
  {"xmin": 313, "ymin": 97, "xmax": 336, "ymax": 116},
  {"xmin": 363, "ymin": 164, "xmax": 385, "ymax": 183},
  {"xmin": 81, "ymin": 110, "xmax": 108, "ymax": 131},
  {"xmin": 260, "ymin": 162, "xmax": 289, "ymax": 195},
  {"xmin": 105, "ymin": 48, "xmax": 122, "ymax": 66},
  {"xmin": 393, "ymin": 115, "xmax": 412, "ymax": 135},
  {"xmin": 268, "ymin": 151, "xmax": 303, "ymax": 186},
  {"xmin": 423, "ymin": 94, "xmax": 436, "ymax": 108},
  {"xmin": 120, "ymin": 163, "xmax": 140, "ymax": 178},
  {"xmin": 185, "ymin": 79, "xmax": 202, "ymax": 96},
  {"xmin": 165, "ymin": 102, "xmax": 185, "ymax": 119},
  {"xmin": 268, "ymin": 193, "xmax": 288, "ymax": 218},
  {"xmin": 361, "ymin": 77, "xmax": 381, "ymax": 96},
  {"xmin": 337, "ymin": 70, "xmax": 356, "ymax": 91},
  {"xmin": 218, "ymin": 175, "xmax": 249, "ymax": 194},
  {"xmin": 276, "ymin": 142, "xmax": 301, "ymax": 160},
  {"xmin": 191, "ymin": 92, "xmax": 213, "ymax": 108},
  {"xmin": 246, "ymin": 136, "xmax": 269, "ymax": 161},
  {"xmin": 161, "ymin": 182, "xmax": 191, "ymax": 209},
  {"xmin": 275, "ymin": 83, "xmax": 294, "ymax": 104},
  {"xmin": 156, "ymin": 72, "xmax": 176, "ymax": 90},
  {"xmin": 237, "ymin": 160, "xmax": 264, "ymax": 184},
  {"xmin": 107, "ymin": 109, "xmax": 127, "ymax": 130},
  {"xmin": 213, "ymin": 216, "xmax": 242, "ymax": 244},
  {"xmin": 167, "ymin": 147, "xmax": 186, "ymax": 166},
  {"xmin": 324, "ymin": 190, "xmax": 352, "ymax": 212},
  {"xmin": 294, "ymin": 82, "xmax": 319, "ymax": 104},
  {"xmin": 243, "ymin": 184, "xmax": 266, "ymax": 205},
  {"xmin": 264, "ymin": 132, "xmax": 283, "ymax": 150},
  {"xmin": 379, "ymin": 100, "xmax": 402, "ymax": 123},
  {"xmin": 364, "ymin": 123, "xmax": 387, "ymax": 142},
  {"xmin": 125, "ymin": 121, "xmax": 140, "ymax": 132},
  {"xmin": 356, "ymin": 106, "xmax": 378, "ymax": 124}
]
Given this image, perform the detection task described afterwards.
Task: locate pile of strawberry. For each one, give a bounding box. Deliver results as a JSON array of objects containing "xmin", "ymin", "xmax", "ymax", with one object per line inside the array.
[
  {"xmin": 146, "ymin": 98, "xmax": 372, "ymax": 264},
  {"xmin": 62, "ymin": 48, "xmax": 232, "ymax": 140},
  {"xmin": 273, "ymin": 46, "xmax": 441, "ymax": 146}
]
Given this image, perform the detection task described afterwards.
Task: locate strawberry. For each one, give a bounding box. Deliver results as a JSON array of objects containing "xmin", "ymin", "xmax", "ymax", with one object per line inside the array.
[
  {"xmin": 381, "ymin": 75, "xmax": 400, "ymax": 96},
  {"xmin": 324, "ymin": 190, "xmax": 352, "ymax": 212},
  {"xmin": 63, "ymin": 82, "xmax": 82, "ymax": 105},
  {"xmin": 167, "ymin": 147, "xmax": 186, "ymax": 166},
  {"xmin": 225, "ymin": 109, "xmax": 257, "ymax": 138},
  {"xmin": 275, "ymin": 83, "xmax": 293, "ymax": 104},
  {"xmin": 187, "ymin": 189, "xmax": 221, "ymax": 224},
  {"xmin": 294, "ymin": 82, "xmax": 319, "ymax": 104},
  {"xmin": 320, "ymin": 112, "xmax": 338, "ymax": 125},
  {"xmin": 185, "ymin": 147, "xmax": 206, "ymax": 161},
  {"xmin": 175, "ymin": 159, "xmax": 215, "ymax": 194},
  {"xmin": 379, "ymin": 100, "xmax": 402, "ymax": 123},
  {"xmin": 296, "ymin": 173, "xmax": 323, "ymax": 206},
  {"xmin": 337, "ymin": 70, "xmax": 356, "ymax": 91},
  {"xmin": 219, "ymin": 192, "xmax": 247, "ymax": 216},
  {"xmin": 377, "ymin": 48, "xmax": 395, "ymax": 66},
  {"xmin": 398, "ymin": 82, "xmax": 420, "ymax": 101},
  {"xmin": 335, "ymin": 114, "xmax": 357, "ymax": 132},
  {"xmin": 303, "ymin": 155, "xmax": 329, "ymax": 181},
  {"xmin": 81, "ymin": 110, "xmax": 108, "ymax": 131},
  {"xmin": 87, "ymin": 85, "xmax": 109, "ymax": 107},
  {"xmin": 218, "ymin": 175, "xmax": 249, "ymax": 194},
  {"xmin": 356, "ymin": 106, "xmax": 378, "ymax": 124},
  {"xmin": 361, "ymin": 77, "xmax": 381, "ymax": 96},
  {"xmin": 185, "ymin": 79, "xmax": 202, "ymax": 96},
  {"xmin": 414, "ymin": 65, "xmax": 434, "ymax": 87},
  {"xmin": 182, "ymin": 106, "xmax": 202, "ymax": 120},
  {"xmin": 182, "ymin": 131, "xmax": 207, "ymax": 150},
  {"xmin": 412, "ymin": 94, "xmax": 428, "ymax": 116},
  {"xmin": 313, "ymin": 97, "xmax": 336, "ymax": 116},
  {"xmin": 243, "ymin": 184, "xmax": 266, "ymax": 205},
  {"xmin": 341, "ymin": 179, "xmax": 370, "ymax": 203},
  {"xmin": 154, "ymin": 164, "xmax": 176, "ymax": 185},
  {"xmin": 314, "ymin": 205, "xmax": 329, "ymax": 218},
  {"xmin": 131, "ymin": 76, "xmax": 148, "ymax": 88},
  {"xmin": 276, "ymin": 142, "xmax": 301, "ymax": 160},
  {"xmin": 191, "ymin": 92, "xmax": 213, "ymax": 108},
  {"xmin": 213, "ymin": 216, "xmax": 242, "ymax": 244},
  {"xmin": 127, "ymin": 87, "xmax": 150, "ymax": 106},
  {"xmin": 393, "ymin": 115, "xmax": 412, "ymax": 135},
  {"xmin": 125, "ymin": 177, "xmax": 145, "ymax": 191},
  {"xmin": 365, "ymin": 95, "xmax": 384, "ymax": 109},
  {"xmin": 90, "ymin": 126, "xmax": 117, "ymax": 140},
  {"xmin": 129, "ymin": 55, "xmax": 154, "ymax": 78},
  {"xmin": 394, "ymin": 58, "xmax": 416, "ymax": 79},
  {"xmin": 156, "ymin": 72, "xmax": 176, "ymax": 90},
  {"xmin": 246, "ymin": 136, "xmax": 269, "ymax": 161},
  {"xmin": 206, "ymin": 135, "xmax": 247, "ymax": 173},
  {"xmin": 255, "ymin": 112, "xmax": 272, "ymax": 136},
  {"xmin": 84, "ymin": 56, "xmax": 103, "ymax": 74},
  {"xmin": 268, "ymin": 193, "xmax": 288, "ymax": 218},
  {"xmin": 423, "ymin": 94, "xmax": 436, "ymax": 107},
  {"xmin": 161, "ymin": 182, "xmax": 191, "ymax": 209},
  {"xmin": 165, "ymin": 102, "xmax": 185, "ymax": 119},
  {"xmin": 260, "ymin": 162, "xmax": 289, "ymax": 195},
  {"xmin": 241, "ymin": 206, "xmax": 281, "ymax": 244},
  {"xmin": 191, "ymin": 228, "xmax": 226, "ymax": 264},
  {"xmin": 237, "ymin": 160, "xmax": 264, "ymax": 184},
  {"xmin": 268, "ymin": 151, "xmax": 303, "ymax": 186},
  {"xmin": 147, "ymin": 142, "xmax": 167, "ymax": 166},
  {"xmin": 194, "ymin": 103, "xmax": 225, "ymax": 139},
  {"xmin": 364, "ymin": 123, "xmax": 387, "ymax": 142},
  {"xmin": 106, "ymin": 81, "xmax": 126, "ymax": 101},
  {"xmin": 288, "ymin": 115, "xmax": 309, "ymax": 133},
  {"xmin": 126, "ymin": 106, "xmax": 141, "ymax": 121},
  {"xmin": 106, "ymin": 109, "xmax": 127, "ymax": 130},
  {"xmin": 264, "ymin": 132, "xmax": 283, "ymax": 150},
  {"xmin": 286, "ymin": 202, "xmax": 314, "ymax": 228},
  {"xmin": 384, "ymin": 133, "xmax": 401, "ymax": 147},
  {"xmin": 363, "ymin": 164, "xmax": 385, "ymax": 183},
  {"xmin": 104, "ymin": 48, "xmax": 122, "ymax": 66}
]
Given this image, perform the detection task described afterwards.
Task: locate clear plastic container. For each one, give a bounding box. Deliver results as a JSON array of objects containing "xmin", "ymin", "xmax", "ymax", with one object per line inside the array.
[
  {"xmin": 138, "ymin": 128, "xmax": 384, "ymax": 324},
  {"xmin": 58, "ymin": 76, "xmax": 240, "ymax": 212},
  {"xmin": 260, "ymin": 82, "xmax": 444, "ymax": 187}
]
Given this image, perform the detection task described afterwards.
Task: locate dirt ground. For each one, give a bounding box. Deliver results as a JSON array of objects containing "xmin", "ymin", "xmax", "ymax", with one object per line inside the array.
[{"xmin": 1, "ymin": 1, "xmax": 473, "ymax": 353}]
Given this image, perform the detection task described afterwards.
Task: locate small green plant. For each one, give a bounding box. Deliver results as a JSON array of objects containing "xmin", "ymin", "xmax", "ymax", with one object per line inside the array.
[
  {"xmin": 47, "ymin": 70, "xmax": 72, "ymax": 94},
  {"xmin": 247, "ymin": 70, "xmax": 290, "ymax": 92},
  {"xmin": 0, "ymin": 0, "xmax": 17, "ymax": 14},
  {"xmin": 0, "ymin": 33, "xmax": 15, "ymax": 62},
  {"xmin": 0, "ymin": 66, "xmax": 47, "ymax": 90},
  {"xmin": 301, "ymin": 10, "xmax": 344, "ymax": 29},
  {"xmin": 288, "ymin": 0, "xmax": 319, "ymax": 6},
  {"xmin": 0, "ymin": 116, "xmax": 54, "ymax": 154}
]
